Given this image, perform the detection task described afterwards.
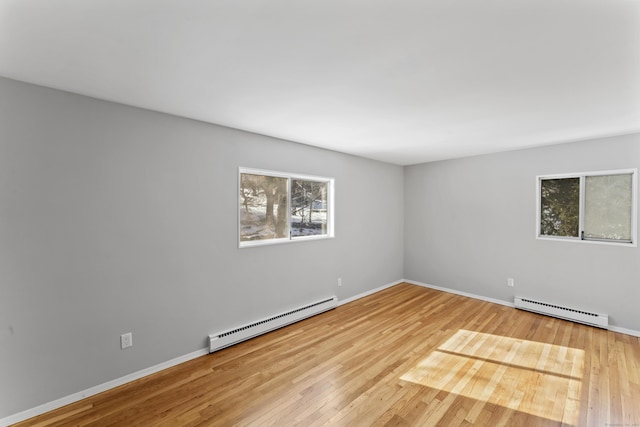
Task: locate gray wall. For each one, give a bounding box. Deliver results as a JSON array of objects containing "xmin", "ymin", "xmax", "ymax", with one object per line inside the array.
[
  {"xmin": 0, "ymin": 77, "xmax": 404, "ymax": 418},
  {"xmin": 405, "ymin": 133, "xmax": 640, "ymax": 332}
]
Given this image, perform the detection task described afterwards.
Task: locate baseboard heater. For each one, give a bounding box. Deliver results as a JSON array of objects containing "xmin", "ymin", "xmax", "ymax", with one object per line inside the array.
[
  {"xmin": 514, "ymin": 296, "xmax": 608, "ymax": 328},
  {"xmin": 209, "ymin": 296, "xmax": 337, "ymax": 353}
]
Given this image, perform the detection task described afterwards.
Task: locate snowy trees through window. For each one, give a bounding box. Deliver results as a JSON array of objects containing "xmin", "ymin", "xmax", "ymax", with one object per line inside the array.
[{"xmin": 239, "ymin": 168, "xmax": 334, "ymax": 247}]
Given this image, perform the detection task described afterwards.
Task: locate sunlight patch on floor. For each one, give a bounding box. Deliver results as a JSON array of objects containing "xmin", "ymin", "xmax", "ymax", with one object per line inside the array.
[{"xmin": 400, "ymin": 329, "xmax": 585, "ymax": 424}]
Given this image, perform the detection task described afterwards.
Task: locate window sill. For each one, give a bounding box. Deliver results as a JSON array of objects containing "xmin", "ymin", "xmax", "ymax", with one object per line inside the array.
[{"xmin": 536, "ymin": 235, "xmax": 637, "ymax": 248}]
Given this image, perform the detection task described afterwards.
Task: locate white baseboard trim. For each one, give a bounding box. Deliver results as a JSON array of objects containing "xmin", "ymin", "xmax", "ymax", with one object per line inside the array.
[
  {"xmin": 608, "ymin": 325, "xmax": 640, "ymax": 338},
  {"xmin": 338, "ymin": 279, "xmax": 404, "ymax": 306},
  {"xmin": 405, "ymin": 279, "xmax": 640, "ymax": 338},
  {"xmin": 404, "ymin": 279, "xmax": 515, "ymax": 308},
  {"xmin": 0, "ymin": 347, "xmax": 209, "ymax": 427}
]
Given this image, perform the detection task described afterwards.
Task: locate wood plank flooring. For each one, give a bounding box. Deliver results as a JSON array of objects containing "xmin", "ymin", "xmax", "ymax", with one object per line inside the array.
[{"xmin": 13, "ymin": 283, "xmax": 640, "ymax": 426}]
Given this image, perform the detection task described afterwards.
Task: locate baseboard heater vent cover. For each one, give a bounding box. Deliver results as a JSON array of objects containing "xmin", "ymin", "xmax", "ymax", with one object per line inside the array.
[
  {"xmin": 209, "ymin": 296, "xmax": 337, "ymax": 353},
  {"xmin": 514, "ymin": 296, "xmax": 608, "ymax": 328}
]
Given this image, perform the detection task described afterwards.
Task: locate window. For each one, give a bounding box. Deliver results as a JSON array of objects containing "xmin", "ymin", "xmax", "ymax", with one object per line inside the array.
[
  {"xmin": 239, "ymin": 168, "xmax": 334, "ymax": 247},
  {"xmin": 537, "ymin": 169, "xmax": 637, "ymax": 246}
]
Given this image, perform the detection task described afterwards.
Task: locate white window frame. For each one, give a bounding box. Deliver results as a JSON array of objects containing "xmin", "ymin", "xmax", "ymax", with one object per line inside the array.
[
  {"xmin": 536, "ymin": 168, "xmax": 637, "ymax": 247},
  {"xmin": 239, "ymin": 167, "xmax": 335, "ymax": 248}
]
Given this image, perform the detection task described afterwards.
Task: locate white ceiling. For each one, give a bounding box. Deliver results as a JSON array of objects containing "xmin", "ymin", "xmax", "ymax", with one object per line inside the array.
[{"xmin": 1, "ymin": 0, "xmax": 639, "ymax": 165}]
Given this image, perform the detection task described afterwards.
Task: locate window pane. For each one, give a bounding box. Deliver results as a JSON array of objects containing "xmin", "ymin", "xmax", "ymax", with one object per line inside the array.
[
  {"xmin": 540, "ymin": 178, "xmax": 580, "ymax": 237},
  {"xmin": 291, "ymin": 179, "xmax": 328, "ymax": 237},
  {"xmin": 240, "ymin": 173, "xmax": 289, "ymax": 242},
  {"xmin": 584, "ymin": 174, "xmax": 632, "ymax": 241}
]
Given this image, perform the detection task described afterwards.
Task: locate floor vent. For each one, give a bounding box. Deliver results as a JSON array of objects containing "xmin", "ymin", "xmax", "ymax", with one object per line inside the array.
[
  {"xmin": 209, "ymin": 296, "xmax": 337, "ymax": 353},
  {"xmin": 514, "ymin": 296, "xmax": 608, "ymax": 328}
]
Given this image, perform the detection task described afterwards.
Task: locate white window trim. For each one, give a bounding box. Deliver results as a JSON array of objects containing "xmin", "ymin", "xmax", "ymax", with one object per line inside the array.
[
  {"xmin": 239, "ymin": 167, "xmax": 335, "ymax": 248},
  {"xmin": 536, "ymin": 168, "xmax": 637, "ymax": 247}
]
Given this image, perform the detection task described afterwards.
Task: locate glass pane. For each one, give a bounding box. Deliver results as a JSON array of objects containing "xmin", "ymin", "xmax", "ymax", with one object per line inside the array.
[
  {"xmin": 540, "ymin": 178, "xmax": 580, "ymax": 237},
  {"xmin": 291, "ymin": 179, "xmax": 328, "ymax": 237},
  {"xmin": 239, "ymin": 173, "xmax": 289, "ymax": 242},
  {"xmin": 584, "ymin": 174, "xmax": 632, "ymax": 241}
]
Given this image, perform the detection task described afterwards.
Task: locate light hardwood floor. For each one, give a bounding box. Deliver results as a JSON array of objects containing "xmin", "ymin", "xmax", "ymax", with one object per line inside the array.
[{"xmin": 14, "ymin": 283, "xmax": 640, "ymax": 426}]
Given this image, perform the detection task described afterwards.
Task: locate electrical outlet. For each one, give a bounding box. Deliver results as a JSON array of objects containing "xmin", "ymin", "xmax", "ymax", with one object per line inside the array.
[
  {"xmin": 337, "ymin": 277, "xmax": 342, "ymax": 287},
  {"xmin": 507, "ymin": 277, "xmax": 515, "ymax": 287},
  {"xmin": 120, "ymin": 332, "xmax": 133, "ymax": 349}
]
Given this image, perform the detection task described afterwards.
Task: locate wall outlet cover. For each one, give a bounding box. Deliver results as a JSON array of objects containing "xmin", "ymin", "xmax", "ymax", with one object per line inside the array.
[{"xmin": 121, "ymin": 332, "xmax": 133, "ymax": 349}]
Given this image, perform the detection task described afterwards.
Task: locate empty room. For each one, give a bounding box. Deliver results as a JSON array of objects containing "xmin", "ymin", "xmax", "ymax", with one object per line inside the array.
[{"xmin": 1, "ymin": 1, "xmax": 639, "ymax": 426}]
